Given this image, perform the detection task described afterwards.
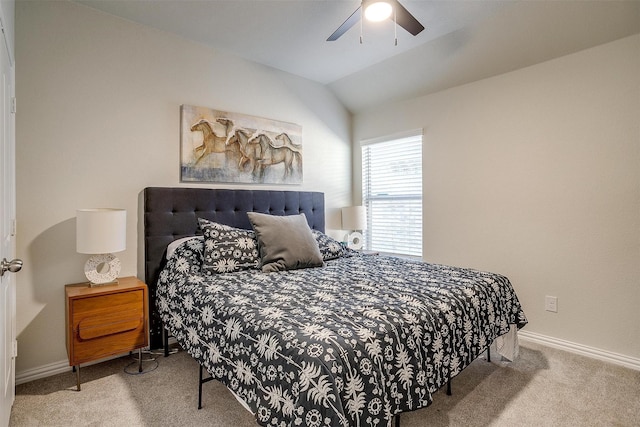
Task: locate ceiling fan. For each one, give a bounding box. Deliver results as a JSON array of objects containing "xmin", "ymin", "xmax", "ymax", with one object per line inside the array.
[{"xmin": 327, "ymin": 0, "xmax": 425, "ymax": 42}]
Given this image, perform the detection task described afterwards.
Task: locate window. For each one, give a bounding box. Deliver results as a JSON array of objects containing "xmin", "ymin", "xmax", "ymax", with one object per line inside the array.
[{"xmin": 361, "ymin": 131, "xmax": 422, "ymax": 257}]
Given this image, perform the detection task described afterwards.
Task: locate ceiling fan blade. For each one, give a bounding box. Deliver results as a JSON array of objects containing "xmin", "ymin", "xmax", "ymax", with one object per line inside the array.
[
  {"xmin": 393, "ymin": 1, "xmax": 425, "ymax": 36},
  {"xmin": 327, "ymin": 6, "xmax": 361, "ymax": 41}
]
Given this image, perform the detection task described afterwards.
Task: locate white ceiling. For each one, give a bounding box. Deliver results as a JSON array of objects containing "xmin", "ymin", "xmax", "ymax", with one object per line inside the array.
[{"xmin": 74, "ymin": 0, "xmax": 640, "ymax": 113}]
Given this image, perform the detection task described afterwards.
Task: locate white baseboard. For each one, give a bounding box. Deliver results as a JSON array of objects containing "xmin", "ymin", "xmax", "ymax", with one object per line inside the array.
[
  {"xmin": 15, "ymin": 340, "xmax": 175, "ymax": 385},
  {"xmin": 16, "ymin": 334, "xmax": 638, "ymax": 385},
  {"xmin": 15, "ymin": 359, "xmax": 70, "ymax": 385},
  {"xmin": 518, "ymin": 330, "xmax": 640, "ymax": 371}
]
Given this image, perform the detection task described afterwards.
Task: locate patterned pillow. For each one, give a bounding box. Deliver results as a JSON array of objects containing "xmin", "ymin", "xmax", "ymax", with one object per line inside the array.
[
  {"xmin": 198, "ymin": 218, "xmax": 260, "ymax": 274},
  {"xmin": 166, "ymin": 236, "xmax": 204, "ymax": 260},
  {"xmin": 311, "ymin": 229, "xmax": 346, "ymax": 261},
  {"xmin": 166, "ymin": 236, "xmax": 205, "ymax": 275}
]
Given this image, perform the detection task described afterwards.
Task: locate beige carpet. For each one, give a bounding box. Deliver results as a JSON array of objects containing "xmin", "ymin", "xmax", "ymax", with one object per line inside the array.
[{"xmin": 9, "ymin": 342, "xmax": 640, "ymax": 426}]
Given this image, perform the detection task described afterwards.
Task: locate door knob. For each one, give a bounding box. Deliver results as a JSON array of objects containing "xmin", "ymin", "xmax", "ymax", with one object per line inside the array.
[{"xmin": 1, "ymin": 258, "xmax": 23, "ymax": 276}]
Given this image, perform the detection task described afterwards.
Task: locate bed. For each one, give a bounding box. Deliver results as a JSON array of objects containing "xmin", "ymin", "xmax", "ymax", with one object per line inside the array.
[{"xmin": 143, "ymin": 187, "xmax": 527, "ymax": 427}]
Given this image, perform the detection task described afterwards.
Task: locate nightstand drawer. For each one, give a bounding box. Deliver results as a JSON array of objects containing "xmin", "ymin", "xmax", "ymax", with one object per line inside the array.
[
  {"xmin": 73, "ymin": 289, "xmax": 143, "ymax": 316},
  {"xmin": 77, "ymin": 309, "xmax": 143, "ymax": 340},
  {"xmin": 72, "ymin": 321, "xmax": 146, "ymax": 364}
]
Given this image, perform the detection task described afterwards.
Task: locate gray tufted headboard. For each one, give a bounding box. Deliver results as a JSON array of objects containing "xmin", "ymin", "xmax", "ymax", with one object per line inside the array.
[{"xmin": 143, "ymin": 187, "xmax": 325, "ymax": 349}]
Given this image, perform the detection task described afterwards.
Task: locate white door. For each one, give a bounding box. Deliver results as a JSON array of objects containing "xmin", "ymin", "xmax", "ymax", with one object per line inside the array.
[{"xmin": 0, "ymin": 9, "xmax": 18, "ymax": 426}]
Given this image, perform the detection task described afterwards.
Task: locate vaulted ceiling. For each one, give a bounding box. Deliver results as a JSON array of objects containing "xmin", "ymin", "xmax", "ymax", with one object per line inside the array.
[{"xmin": 74, "ymin": 0, "xmax": 640, "ymax": 113}]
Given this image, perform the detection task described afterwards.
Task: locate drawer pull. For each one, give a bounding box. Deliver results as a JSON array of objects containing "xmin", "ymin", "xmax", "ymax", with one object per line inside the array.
[{"xmin": 78, "ymin": 312, "xmax": 143, "ymax": 340}]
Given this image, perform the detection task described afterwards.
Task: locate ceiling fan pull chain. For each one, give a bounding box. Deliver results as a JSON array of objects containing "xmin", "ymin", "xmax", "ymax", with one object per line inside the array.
[
  {"xmin": 394, "ymin": 6, "xmax": 398, "ymax": 46},
  {"xmin": 360, "ymin": 6, "xmax": 364, "ymax": 44}
]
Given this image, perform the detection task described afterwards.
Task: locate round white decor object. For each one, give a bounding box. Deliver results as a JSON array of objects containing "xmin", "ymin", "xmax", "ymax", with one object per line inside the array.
[
  {"xmin": 84, "ymin": 253, "xmax": 120, "ymax": 284},
  {"xmin": 347, "ymin": 231, "xmax": 364, "ymax": 250}
]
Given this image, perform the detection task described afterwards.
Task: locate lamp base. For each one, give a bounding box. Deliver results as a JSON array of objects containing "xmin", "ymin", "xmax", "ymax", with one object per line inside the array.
[
  {"xmin": 84, "ymin": 253, "xmax": 121, "ymax": 286},
  {"xmin": 347, "ymin": 231, "xmax": 364, "ymax": 250},
  {"xmin": 88, "ymin": 278, "xmax": 120, "ymax": 287}
]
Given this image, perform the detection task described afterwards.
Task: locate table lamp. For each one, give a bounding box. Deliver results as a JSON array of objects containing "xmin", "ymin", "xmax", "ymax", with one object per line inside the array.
[
  {"xmin": 341, "ymin": 206, "xmax": 367, "ymax": 250},
  {"xmin": 76, "ymin": 208, "xmax": 126, "ymax": 286}
]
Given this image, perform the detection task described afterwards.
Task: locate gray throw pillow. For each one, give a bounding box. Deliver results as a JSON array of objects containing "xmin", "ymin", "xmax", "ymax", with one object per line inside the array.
[{"xmin": 246, "ymin": 212, "xmax": 324, "ymax": 272}]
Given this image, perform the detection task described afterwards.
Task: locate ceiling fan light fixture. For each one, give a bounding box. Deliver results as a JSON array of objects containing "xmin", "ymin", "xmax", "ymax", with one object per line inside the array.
[
  {"xmin": 327, "ymin": 0, "xmax": 423, "ymax": 42},
  {"xmin": 364, "ymin": 1, "xmax": 393, "ymax": 22}
]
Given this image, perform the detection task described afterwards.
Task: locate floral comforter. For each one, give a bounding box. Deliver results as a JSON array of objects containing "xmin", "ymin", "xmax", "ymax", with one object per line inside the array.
[{"xmin": 157, "ymin": 239, "xmax": 527, "ymax": 427}]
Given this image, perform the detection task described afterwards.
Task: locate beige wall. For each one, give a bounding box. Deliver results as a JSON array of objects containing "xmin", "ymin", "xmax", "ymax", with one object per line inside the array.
[
  {"xmin": 15, "ymin": 0, "xmax": 639, "ymax": 377},
  {"xmin": 354, "ymin": 34, "xmax": 640, "ymax": 359},
  {"xmin": 15, "ymin": 1, "xmax": 351, "ymax": 373}
]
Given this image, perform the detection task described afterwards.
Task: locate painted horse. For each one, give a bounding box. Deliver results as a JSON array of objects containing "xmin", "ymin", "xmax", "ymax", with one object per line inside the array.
[
  {"xmin": 190, "ymin": 119, "xmax": 239, "ymax": 165},
  {"xmin": 225, "ymin": 127, "xmax": 265, "ymax": 176},
  {"xmin": 249, "ymin": 132, "xmax": 302, "ymax": 179}
]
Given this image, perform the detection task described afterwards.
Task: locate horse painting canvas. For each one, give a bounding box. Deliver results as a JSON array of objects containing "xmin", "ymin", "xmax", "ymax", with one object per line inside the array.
[{"xmin": 180, "ymin": 105, "xmax": 303, "ymax": 184}]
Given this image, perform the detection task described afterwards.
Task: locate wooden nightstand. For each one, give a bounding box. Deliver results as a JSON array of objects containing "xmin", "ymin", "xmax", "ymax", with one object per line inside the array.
[{"xmin": 65, "ymin": 276, "xmax": 149, "ymax": 390}]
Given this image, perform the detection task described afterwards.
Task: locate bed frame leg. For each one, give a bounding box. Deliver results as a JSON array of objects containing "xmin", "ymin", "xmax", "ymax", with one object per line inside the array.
[
  {"xmin": 487, "ymin": 346, "xmax": 491, "ymax": 363},
  {"xmin": 198, "ymin": 364, "xmax": 204, "ymax": 409},
  {"xmin": 197, "ymin": 363, "xmax": 215, "ymax": 409},
  {"xmin": 163, "ymin": 327, "xmax": 169, "ymax": 357},
  {"xmin": 446, "ymin": 378, "xmax": 452, "ymax": 396}
]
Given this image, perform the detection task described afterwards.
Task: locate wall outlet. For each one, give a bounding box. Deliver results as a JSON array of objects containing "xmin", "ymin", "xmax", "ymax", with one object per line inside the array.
[{"xmin": 545, "ymin": 295, "xmax": 558, "ymax": 313}]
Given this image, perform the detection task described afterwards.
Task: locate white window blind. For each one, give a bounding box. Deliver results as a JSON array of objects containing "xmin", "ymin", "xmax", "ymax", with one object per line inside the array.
[{"xmin": 362, "ymin": 132, "xmax": 422, "ymax": 257}]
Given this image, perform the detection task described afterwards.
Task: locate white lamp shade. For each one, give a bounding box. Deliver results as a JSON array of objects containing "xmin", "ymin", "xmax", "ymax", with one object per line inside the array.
[
  {"xmin": 341, "ymin": 206, "xmax": 367, "ymax": 231},
  {"xmin": 76, "ymin": 208, "xmax": 127, "ymax": 254}
]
